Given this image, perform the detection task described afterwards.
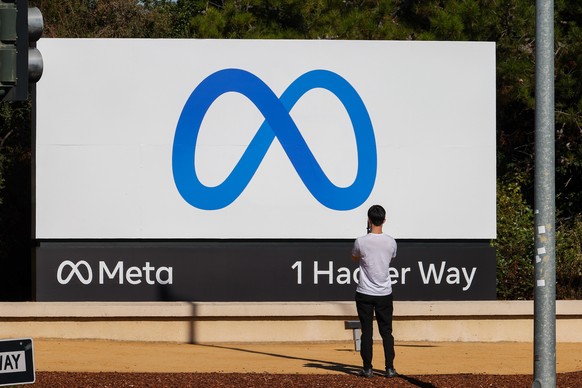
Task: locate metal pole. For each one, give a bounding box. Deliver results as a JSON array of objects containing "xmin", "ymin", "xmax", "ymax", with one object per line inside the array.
[{"xmin": 533, "ymin": 0, "xmax": 556, "ymax": 387}]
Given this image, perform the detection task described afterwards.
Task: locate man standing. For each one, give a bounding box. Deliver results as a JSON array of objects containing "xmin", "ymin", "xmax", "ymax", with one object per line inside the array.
[{"xmin": 352, "ymin": 204, "xmax": 398, "ymax": 378}]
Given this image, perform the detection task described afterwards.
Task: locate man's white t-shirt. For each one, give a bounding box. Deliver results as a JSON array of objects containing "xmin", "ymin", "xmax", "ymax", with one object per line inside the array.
[{"xmin": 352, "ymin": 233, "xmax": 397, "ymax": 296}]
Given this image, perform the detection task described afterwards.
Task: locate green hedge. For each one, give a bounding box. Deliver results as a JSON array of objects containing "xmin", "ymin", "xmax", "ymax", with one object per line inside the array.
[
  {"xmin": 556, "ymin": 216, "xmax": 582, "ymax": 299},
  {"xmin": 494, "ymin": 179, "xmax": 582, "ymax": 299},
  {"xmin": 493, "ymin": 179, "xmax": 535, "ymax": 299}
]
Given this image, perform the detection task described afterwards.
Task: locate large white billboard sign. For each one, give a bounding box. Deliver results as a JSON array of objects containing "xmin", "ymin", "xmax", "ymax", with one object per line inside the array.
[{"xmin": 36, "ymin": 39, "xmax": 495, "ymax": 239}]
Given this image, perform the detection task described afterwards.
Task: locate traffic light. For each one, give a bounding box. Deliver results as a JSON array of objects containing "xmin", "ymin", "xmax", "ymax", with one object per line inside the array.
[
  {"xmin": 0, "ymin": 0, "xmax": 17, "ymax": 100},
  {"xmin": 0, "ymin": 0, "xmax": 43, "ymax": 102}
]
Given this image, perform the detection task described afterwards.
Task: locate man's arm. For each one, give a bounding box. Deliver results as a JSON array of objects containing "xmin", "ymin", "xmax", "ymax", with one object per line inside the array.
[{"xmin": 352, "ymin": 240, "xmax": 361, "ymax": 262}]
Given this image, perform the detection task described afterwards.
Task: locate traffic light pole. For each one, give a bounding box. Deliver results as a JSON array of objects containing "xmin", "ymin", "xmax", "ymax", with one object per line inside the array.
[{"xmin": 533, "ymin": 0, "xmax": 556, "ymax": 387}]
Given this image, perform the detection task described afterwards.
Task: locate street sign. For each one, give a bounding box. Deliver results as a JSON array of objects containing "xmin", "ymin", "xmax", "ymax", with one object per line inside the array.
[{"xmin": 0, "ymin": 339, "xmax": 34, "ymax": 387}]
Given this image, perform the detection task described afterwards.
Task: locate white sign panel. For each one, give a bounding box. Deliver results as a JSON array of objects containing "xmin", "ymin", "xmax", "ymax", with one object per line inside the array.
[
  {"xmin": 0, "ymin": 351, "xmax": 25, "ymax": 374},
  {"xmin": 36, "ymin": 39, "xmax": 495, "ymax": 239}
]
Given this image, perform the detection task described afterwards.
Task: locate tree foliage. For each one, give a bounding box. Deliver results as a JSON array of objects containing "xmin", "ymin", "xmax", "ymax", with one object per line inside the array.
[
  {"xmin": 493, "ymin": 178, "xmax": 535, "ymax": 300},
  {"xmin": 0, "ymin": 0, "xmax": 579, "ymax": 299},
  {"xmin": 0, "ymin": 101, "xmax": 31, "ymax": 300},
  {"xmin": 556, "ymin": 215, "xmax": 582, "ymax": 299}
]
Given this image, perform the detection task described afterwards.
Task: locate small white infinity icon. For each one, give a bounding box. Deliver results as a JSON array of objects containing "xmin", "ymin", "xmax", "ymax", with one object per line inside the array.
[{"xmin": 57, "ymin": 260, "xmax": 93, "ymax": 285}]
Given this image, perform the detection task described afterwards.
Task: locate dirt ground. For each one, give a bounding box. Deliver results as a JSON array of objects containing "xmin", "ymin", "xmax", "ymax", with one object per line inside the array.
[
  {"xmin": 28, "ymin": 339, "xmax": 582, "ymax": 387},
  {"xmin": 34, "ymin": 339, "xmax": 582, "ymax": 374}
]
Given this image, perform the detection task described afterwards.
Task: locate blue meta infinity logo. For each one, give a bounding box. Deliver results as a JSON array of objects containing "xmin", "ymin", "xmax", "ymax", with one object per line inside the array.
[{"xmin": 172, "ymin": 68, "xmax": 377, "ymax": 211}]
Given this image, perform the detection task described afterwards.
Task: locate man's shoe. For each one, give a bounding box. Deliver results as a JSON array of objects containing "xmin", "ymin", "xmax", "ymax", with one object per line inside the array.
[
  {"xmin": 358, "ymin": 368, "xmax": 374, "ymax": 378},
  {"xmin": 385, "ymin": 367, "xmax": 399, "ymax": 378}
]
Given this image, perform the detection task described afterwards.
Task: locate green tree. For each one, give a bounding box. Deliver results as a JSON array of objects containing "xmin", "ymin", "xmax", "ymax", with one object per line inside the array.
[{"xmin": 33, "ymin": 0, "xmax": 174, "ymax": 38}]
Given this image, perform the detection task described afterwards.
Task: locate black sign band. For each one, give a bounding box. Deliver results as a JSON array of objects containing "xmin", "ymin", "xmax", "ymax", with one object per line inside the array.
[{"xmin": 35, "ymin": 241, "xmax": 496, "ymax": 301}]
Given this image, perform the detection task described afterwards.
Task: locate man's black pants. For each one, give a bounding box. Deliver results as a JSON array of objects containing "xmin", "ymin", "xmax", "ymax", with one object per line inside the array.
[{"xmin": 355, "ymin": 291, "xmax": 395, "ymax": 370}]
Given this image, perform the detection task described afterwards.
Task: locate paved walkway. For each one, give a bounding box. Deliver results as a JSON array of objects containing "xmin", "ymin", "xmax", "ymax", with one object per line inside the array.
[{"xmin": 33, "ymin": 339, "xmax": 582, "ymax": 375}]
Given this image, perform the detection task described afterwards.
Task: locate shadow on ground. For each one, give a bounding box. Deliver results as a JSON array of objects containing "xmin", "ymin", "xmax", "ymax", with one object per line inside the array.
[{"xmin": 202, "ymin": 344, "xmax": 438, "ymax": 387}]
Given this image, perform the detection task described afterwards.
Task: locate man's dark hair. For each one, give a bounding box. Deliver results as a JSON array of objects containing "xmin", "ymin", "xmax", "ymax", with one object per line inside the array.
[{"xmin": 367, "ymin": 205, "xmax": 386, "ymax": 226}]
